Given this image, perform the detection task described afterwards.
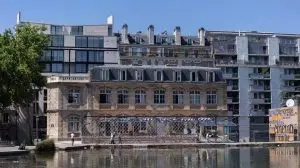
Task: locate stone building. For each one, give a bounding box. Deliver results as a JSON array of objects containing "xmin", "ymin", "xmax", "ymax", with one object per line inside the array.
[{"xmin": 46, "ymin": 65, "xmax": 228, "ymax": 142}]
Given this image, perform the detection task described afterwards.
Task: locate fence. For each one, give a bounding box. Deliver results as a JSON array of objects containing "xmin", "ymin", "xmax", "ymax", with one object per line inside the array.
[{"xmin": 81, "ymin": 116, "xmax": 239, "ymax": 144}]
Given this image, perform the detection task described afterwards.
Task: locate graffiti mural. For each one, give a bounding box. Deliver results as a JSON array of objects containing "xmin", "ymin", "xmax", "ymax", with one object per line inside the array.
[{"xmin": 269, "ymin": 107, "xmax": 298, "ymax": 142}]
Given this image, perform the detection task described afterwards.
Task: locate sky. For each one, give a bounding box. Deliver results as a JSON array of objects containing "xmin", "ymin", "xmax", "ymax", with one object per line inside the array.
[{"xmin": 1, "ymin": 0, "xmax": 300, "ymax": 35}]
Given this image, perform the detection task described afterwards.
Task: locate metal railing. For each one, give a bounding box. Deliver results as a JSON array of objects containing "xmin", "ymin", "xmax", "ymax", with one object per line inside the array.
[{"xmin": 81, "ymin": 116, "xmax": 238, "ymax": 144}]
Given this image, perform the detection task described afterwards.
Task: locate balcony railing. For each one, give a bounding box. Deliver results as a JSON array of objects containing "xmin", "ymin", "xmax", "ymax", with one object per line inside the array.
[
  {"xmin": 47, "ymin": 76, "xmax": 90, "ymax": 83},
  {"xmin": 215, "ymin": 60, "xmax": 237, "ymax": 66},
  {"xmin": 249, "ymin": 73, "xmax": 270, "ymax": 79},
  {"xmin": 280, "ymin": 74, "xmax": 295, "ymax": 80},
  {"xmin": 277, "ymin": 61, "xmax": 300, "ymax": 67},
  {"xmin": 227, "ymin": 97, "xmax": 239, "ymax": 104},
  {"xmin": 250, "ymin": 98, "xmax": 271, "ymax": 104},
  {"xmin": 246, "ymin": 61, "xmax": 269, "ymax": 66},
  {"xmin": 223, "ymin": 73, "xmax": 238, "ymax": 79},
  {"xmin": 250, "ymin": 110, "xmax": 266, "ymax": 116},
  {"xmin": 227, "ymin": 85, "xmax": 239, "ymax": 91}
]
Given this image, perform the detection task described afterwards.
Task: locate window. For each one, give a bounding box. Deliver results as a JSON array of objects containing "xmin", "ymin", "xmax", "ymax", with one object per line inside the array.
[
  {"xmin": 108, "ymin": 26, "xmax": 113, "ymax": 36},
  {"xmin": 118, "ymin": 89, "xmax": 128, "ymax": 104},
  {"xmin": 71, "ymin": 26, "xmax": 83, "ymax": 35},
  {"xmin": 75, "ymin": 64, "xmax": 87, "ymax": 73},
  {"xmin": 88, "ymin": 51, "xmax": 104, "ymax": 62},
  {"xmin": 135, "ymin": 90, "xmax": 147, "ymax": 104},
  {"xmin": 173, "ymin": 91, "xmax": 184, "ymax": 104},
  {"xmin": 157, "ymin": 48, "xmax": 163, "ymax": 57},
  {"xmin": 43, "ymin": 103, "xmax": 47, "ymax": 113},
  {"xmin": 68, "ymin": 89, "xmax": 80, "ymax": 104},
  {"xmin": 88, "ymin": 36, "xmax": 104, "ymax": 48},
  {"xmin": 50, "ymin": 25, "xmax": 63, "ymax": 35},
  {"xmin": 191, "ymin": 72, "xmax": 197, "ymax": 82},
  {"xmin": 42, "ymin": 63, "xmax": 51, "ymax": 72},
  {"xmin": 156, "ymin": 70, "xmax": 163, "ymax": 81},
  {"xmin": 120, "ymin": 70, "xmax": 127, "ymax": 81},
  {"xmin": 68, "ymin": 115, "xmax": 80, "ymax": 132},
  {"xmin": 2, "ymin": 113, "xmax": 9, "ymax": 124},
  {"xmin": 190, "ymin": 90, "xmax": 200, "ymax": 105},
  {"xmin": 44, "ymin": 89, "xmax": 47, "ymax": 101},
  {"xmin": 154, "ymin": 89, "xmax": 165, "ymax": 104},
  {"xmin": 100, "ymin": 70, "xmax": 109, "ymax": 80},
  {"xmin": 166, "ymin": 49, "xmax": 174, "ymax": 57},
  {"xmin": 51, "ymin": 63, "xmax": 63, "ymax": 72},
  {"xmin": 194, "ymin": 50, "xmax": 199, "ymax": 57},
  {"xmin": 75, "ymin": 51, "xmax": 88, "ymax": 62},
  {"xmin": 184, "ymin": 49, "xmax": 189, "ymax": 58},
  {"xmin": 136, "ymin": 70, "xmax": 143, "ymax": 81},
  {"xmin": 208, "ymin": 72, "xmax": 215, "ymax": 82},
  {"xmin": 52, "ymin": 50, "xmax": 64, "ymax": 61},
  {"xmin": 41, "ymin": 50, "xmax": 51, "ymax": 61},
  {"xmin": 207, "ymin": 91, "xmax": 217, "ymax": 104},
  {"xmin": 131, "ymin": 48, "xmax": 138, "ymax": 56},
  {"xmin": 75, "ymin": 36, "xmax": 88, "ymax": 47},
  {"xmin": 141, "ymin": 48, "xmax": 148, "ymax": 56},
  {"xmin": 88, "ymin": 64, "xmax": 102, "ymax": 71},
  {"xmin": 174, "ymin": 71, "xmax": 181, "ymax": 81},
  {"xmin": 51, "ymin": 35, "xmax": 64, "ymax": 47},
  {"xmin": 100, "ymin": 89, "xmax": 111, "ymax": 104}
]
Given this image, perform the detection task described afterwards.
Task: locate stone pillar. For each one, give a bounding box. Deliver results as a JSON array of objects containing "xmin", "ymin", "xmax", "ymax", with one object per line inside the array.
[
  {"xmin": 174, "ymin": 26, "xmax": 181, "ymax": 45},
  {"xmin": 184, "ymin": 89, "xmax": 190, "ymax": 110},
  {"xmin": 148, "ymin": 25, "xmax": 154, "ymax": 44}
]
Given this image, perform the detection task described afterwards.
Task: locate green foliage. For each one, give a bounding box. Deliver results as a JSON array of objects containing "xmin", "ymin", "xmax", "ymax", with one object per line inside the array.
[
  {"xmin": 35, "ymin": 139, "xmax": 56, "ymax": 152},
  {"xmin": 0, "ymin": 24, "xmax": 49, "ymax": 111}
]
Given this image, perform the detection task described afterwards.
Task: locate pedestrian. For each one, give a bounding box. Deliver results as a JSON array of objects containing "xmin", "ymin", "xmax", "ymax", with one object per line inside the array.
[
  {"xmin": 110, "ymin": 132, "xmax": 115, "ymax": 144},
  {"xmin": 71, "ymin": 132, "xmax": 75, "ymax": 146},
  {"xmin": 118, "ymin": 134, "xmax": 122, "ymax": 144}
]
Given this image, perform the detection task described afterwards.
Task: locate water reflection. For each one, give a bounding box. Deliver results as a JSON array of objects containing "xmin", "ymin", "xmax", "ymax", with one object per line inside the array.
[{"xmin": 0, "ymin": 147, "xmax": 299, "ymax": 168}]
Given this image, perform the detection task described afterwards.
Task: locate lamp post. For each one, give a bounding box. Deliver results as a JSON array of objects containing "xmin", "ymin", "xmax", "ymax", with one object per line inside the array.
[{"xmin": 35, "ymin": 90, "xmax": 39, "ymax": 143}]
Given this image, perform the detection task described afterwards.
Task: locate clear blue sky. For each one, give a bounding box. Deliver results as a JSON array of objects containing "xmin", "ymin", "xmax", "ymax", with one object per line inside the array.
[{"xmin": 1, "ymin": 0, "xmax": 300, "ymax": 34}]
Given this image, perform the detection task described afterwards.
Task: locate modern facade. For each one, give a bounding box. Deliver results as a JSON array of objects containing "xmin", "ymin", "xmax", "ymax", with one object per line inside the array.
[
  {"xmin": 117, "ymin": 24, "xmax": 300, "ymax": 142},
  {"xmin": 8, "ymin": 12, "xmax": 300, "ymax": 142},
  {"xmin": 3, "ymin": 13, "xmax": 120, "ymax": 143},
  {"xmin": 46, "ymin": 65, "xmax": 228, "ymax": 142}
]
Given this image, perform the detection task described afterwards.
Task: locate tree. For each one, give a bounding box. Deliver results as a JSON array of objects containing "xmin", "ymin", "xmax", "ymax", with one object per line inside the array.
[{"xmin": 0, "ymin": 24, "xmax": 49, "ymax": 143}]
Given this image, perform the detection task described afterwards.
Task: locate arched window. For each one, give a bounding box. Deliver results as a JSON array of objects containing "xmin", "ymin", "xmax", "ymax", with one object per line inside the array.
[
  {"xmin": 135, "ymin": 90, "xmax": 147, "ymax": 104},
  {"xmin": 190, "ymin": 90, "xmax": 201, "ymax": 105},
  {"xmin": 118, "ymin": 89, "xmax": 128, "ymax": 104},
  {"xmin": 68, "ymin": 115, "xmax": 80, "ymax": 132},
  {"xmin": 154, "ymin": 89, "xmax": 165, "ymax": 104}
]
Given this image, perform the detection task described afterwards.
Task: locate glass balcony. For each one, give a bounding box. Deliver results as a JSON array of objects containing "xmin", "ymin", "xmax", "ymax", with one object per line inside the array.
[{"xmin": 249, "ymin": 73, "xmax": 270, "ymax": 79}]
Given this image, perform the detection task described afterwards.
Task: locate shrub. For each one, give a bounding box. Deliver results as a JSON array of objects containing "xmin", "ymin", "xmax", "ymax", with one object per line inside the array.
[{"xmin": 36, "ymin": 139, "xmax": 55, "ymax": 152}]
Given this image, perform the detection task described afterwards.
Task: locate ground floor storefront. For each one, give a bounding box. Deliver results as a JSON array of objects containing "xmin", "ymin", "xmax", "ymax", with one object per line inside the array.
[{"xmin": 47, "ymin": 110, "xmax": 238, "ymax": 143}]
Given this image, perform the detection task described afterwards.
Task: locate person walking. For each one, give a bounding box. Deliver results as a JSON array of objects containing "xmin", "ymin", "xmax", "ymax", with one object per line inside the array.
[
  {"xmin": 71, "ymin": 132, "xmax": 75, "ymax": 146},
  {"xmin": 110, "ymin": 132, "xmax": 115, "ymax": 144}
]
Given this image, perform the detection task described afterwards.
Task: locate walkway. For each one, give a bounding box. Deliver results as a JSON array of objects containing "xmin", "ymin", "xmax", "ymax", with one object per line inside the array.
[
  {"xmin": 55, "ymin": 141, "xmax": 300, "ymax": 151},
  {"xmin": 0, "ymin": 146, "xmax": 35, "ymax": 156}
]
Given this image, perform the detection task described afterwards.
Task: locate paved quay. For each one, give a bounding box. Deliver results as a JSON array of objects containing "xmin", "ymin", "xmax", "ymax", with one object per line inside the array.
[
  {"xmin": 1, "ymin": 141, "xmax": 300, "ymax": 156},
  {"xmin": 0, "ymin": 146, "xmax": 35, "ymax": 156},
  {"xmin": 55, "ymin": 141, "xmax": 300, "ymax": 151}
]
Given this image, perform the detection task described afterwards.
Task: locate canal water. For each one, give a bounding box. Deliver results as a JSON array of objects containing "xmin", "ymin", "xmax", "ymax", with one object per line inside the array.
[{"xmin": 0, "ymin": 147, "xmax": 298, "ymax": 168}]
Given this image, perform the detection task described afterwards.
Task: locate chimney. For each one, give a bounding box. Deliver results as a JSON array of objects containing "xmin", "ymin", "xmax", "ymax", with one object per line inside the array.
[
  {"xmin": 198, "ymin": 27, "xmax": 205, "ymax": 46},
  {"xmin": 148, "ymin": 25, "xmax": 154, "ymax": 44},
  {"xmin": 107, "ymin": 15, "xmax": 113, "ymax": 25},
  {"xmin": 16, "ymin": 11, "xmax": 21, "ymax": 25},
  {"xmin": 121, "ymin": 24, "xmax": 129, "ymax": 44},
  {"xmin": 174, "ymin": 26, "xmax": 181, "ymax": 45}
]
